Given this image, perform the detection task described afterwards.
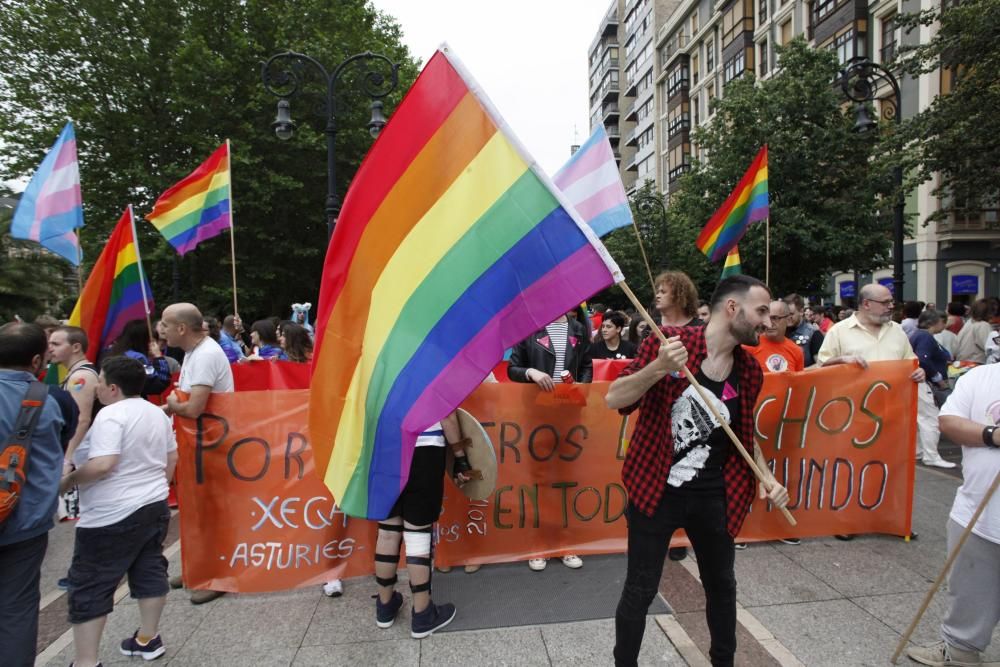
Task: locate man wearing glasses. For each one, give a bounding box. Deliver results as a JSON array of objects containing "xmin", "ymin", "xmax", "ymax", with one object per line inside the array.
[
  {"xmin": 817, "ymin": 283, "xmax": 927, "ymax": 541},
  {"xmin": 743, "ymin": 300, "xmax": 804, "ymax": 373}
]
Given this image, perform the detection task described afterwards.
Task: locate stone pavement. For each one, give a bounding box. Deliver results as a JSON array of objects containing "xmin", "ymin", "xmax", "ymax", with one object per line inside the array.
[{"xmin": 33, "ymin": 464, "xmax": 1000, "ymax": 666}]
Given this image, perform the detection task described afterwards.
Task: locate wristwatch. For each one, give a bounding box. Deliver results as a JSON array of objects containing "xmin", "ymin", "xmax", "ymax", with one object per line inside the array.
[{"xmin": 982, "ymin": 425, "xmax": 999, "ymax": 449}]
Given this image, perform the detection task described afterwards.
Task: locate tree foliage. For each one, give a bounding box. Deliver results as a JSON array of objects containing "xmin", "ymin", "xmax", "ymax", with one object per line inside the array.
[
  {"xmin": 662, "ymin": 39, "xmax": 895, "ymax": 298},
  {"xmin": 0, "ymin": 0, "xmax": 419, "ymax": 320},
  {"xmin": 894, "ymin": 0, "xmax": 1000, "ymax": 221}
]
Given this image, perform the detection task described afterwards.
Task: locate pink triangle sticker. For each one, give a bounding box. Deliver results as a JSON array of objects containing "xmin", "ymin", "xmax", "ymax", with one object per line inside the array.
[{"xmin": 721, "ymin": 382, "xmax": 738, "ymax": 402}]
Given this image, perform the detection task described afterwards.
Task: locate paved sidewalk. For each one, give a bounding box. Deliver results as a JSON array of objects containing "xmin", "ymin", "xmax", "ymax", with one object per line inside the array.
[{"xmin": 33, "ymin": 466, "xmax": 1000, "ymax": 666}]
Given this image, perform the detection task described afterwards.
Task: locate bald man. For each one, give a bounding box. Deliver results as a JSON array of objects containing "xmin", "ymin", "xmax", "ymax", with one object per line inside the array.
[
  {"xmin": 160, "ymin": 303, "xmax": 233, "ymax": 604},
  {"xmin": 161, "ymin": 304, "xmax": 233, "ymax": 420}
]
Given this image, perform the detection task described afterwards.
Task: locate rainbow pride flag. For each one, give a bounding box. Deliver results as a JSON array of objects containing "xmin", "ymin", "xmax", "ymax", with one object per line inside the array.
[
  {"xmin": 147, "ymin": 143, "xmax": 231, "ymax": 255},
  {"xmin": 10, "ymin": 122, "xmax": 84, "ymax": 265},
  {"xmin": 69, "ymin": 206, "xmax": 154, "ymax": 362},
  {"xmin": 309, "ymin": 46, "xmax": 623, "ymax": 519},
  {"xmin": 553, "ymin": 125, "xmax": 632, "ymax": 237},
  {"xmin": 696, "ymin": 145, "xmax": 768, "ymax": 262},
  {"xmin": 720, "ymin": 245, "xmax": 742, "ymax": 278}
]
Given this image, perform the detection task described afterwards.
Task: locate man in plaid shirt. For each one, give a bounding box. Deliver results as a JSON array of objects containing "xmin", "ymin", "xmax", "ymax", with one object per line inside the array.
[{"xmin": 607, "ymin": 275, "xmax": 790, "ymax": 667}]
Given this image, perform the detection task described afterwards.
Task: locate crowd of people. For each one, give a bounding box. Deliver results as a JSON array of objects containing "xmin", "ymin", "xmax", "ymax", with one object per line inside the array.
[{"xmin": 3, "ymin": 272, "xmax": 1000, "ymax": 666}]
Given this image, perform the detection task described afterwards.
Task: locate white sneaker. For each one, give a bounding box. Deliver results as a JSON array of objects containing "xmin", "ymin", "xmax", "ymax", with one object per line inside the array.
[
  {"xmin": 926, "ymin": 458, "xmax": 958, "ymax": 469},
  {"xmin": 322, "ymin": 579, "xmax": 343, "ymax": 597},
  {"xmin": 561, "ymin": 555, "xmax": 583, "ymax": 569},
  {"xmin": 527, "ymin": 558, "xmax": 548, "ymax": 571}
]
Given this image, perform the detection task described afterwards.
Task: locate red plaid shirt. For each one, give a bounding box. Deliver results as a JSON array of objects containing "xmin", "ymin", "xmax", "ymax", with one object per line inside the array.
[{"xmin": 618, "ymin": 326, "xmax": 764, "ymax": 537}]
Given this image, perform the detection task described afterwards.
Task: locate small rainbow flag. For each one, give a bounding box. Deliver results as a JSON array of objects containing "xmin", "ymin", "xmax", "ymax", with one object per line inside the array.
[
  {"xmin": 553, "ymin": 125, "xmax": 632, "ymax": 237},
  {"xmin": 720, "ymin": 245, "xmax": 742, "ymax": 278},
  {"xmin": 696, "ymin": 145, "xmax": 768, "ymax": 262},
  {"xmin": 147, "ymin": 143, "xmax": 231, "ymax": 255},
  {"xmin": 10, "ymin": 122, "xmax": 84, "ymax": 265},
  {"xmin": 69, "ymin": 206, "xmax": 154, "ymax": 362},
  {"xmin": 309, "ymin": 45, "xmax": 622, "ymax": 519}
]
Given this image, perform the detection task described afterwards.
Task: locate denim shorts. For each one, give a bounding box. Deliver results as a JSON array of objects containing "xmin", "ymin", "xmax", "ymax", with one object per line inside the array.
[{"xmin": 67, "ymin": 500, "xmax": 170, "ymax": 624}]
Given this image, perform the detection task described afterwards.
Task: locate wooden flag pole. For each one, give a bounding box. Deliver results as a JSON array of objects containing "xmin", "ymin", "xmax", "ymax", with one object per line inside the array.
[
  {"xmin": 765, "ymin": 218, "xmax": 770, "ymax": 286},
  {"xmin": 618, "ymin": 280, "xmax": 797, "ymax": 526},
  {"xmin": 890, "ymin": 468, "xmax": 1000, "ymax": 664},
  {"xmin": 225, "ymin": 139, "xmax": 239, "ymax": 317},
  {"xmin": 128, "ymin": 205, "xmax": 155, "ymax": 342},
  {"xmin": 630, "ymin": 218, "xmax": 657, "ymax": 295}
]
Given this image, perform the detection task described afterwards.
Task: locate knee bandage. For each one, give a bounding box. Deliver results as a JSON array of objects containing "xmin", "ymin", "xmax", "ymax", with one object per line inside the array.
[{"xmin": 403, "ymin": 527, "xmax": 432, "ymax": 556}]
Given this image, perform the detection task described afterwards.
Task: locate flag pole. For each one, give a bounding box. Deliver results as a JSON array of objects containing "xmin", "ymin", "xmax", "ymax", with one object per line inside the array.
[
  {"xmin": 765, "ymin": 217, "xmax": 770, "ymax": 286},
  {"xmin": 226, "ymin": 139, "xmax": 239, "ymax": 318},
  {"xmin": 630, "ymin": 219, "xmax": 656, "ymax": 294},
  {"xmin": 128, "ymin": 205, "xmax": 155, "ymax": 342},
  {"xmin": 618, "ymin": 280, "xmax": 796, "ymax": 526}
]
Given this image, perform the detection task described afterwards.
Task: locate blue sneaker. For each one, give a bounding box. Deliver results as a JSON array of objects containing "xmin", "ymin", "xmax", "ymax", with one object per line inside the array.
[
  {"xmin": 376, "ymin": 591, "xmax": 403, "ymax": 629},
  {"xmin": 57, "ymin": 577, "xmax": 70, "ymax": 591},
  {"xmin": 411, "ymin": 601, "xmax": 457, "ymax": 638},
  {"xmin": 120, "ymin": 630, "xmax": 165, "ymax": 660}
]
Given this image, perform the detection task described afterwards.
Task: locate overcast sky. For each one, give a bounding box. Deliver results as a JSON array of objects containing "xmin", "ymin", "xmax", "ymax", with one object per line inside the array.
[{"xmin": 370, "ymin": 0, "xmax": 609, "ymax": 176}]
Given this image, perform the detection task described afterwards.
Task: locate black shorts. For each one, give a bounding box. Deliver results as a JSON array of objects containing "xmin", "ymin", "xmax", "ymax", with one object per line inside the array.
[
  {"xmin": 67, "ymin": 500, "xmax": 170, "ymax": 624},
  {"xmin": 388, "ymin": 446, "xmax": 446, "ymax": 526}
]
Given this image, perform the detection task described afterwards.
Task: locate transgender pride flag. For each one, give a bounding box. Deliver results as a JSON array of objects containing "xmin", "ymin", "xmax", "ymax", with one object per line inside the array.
[
  {"xmin": 553, "ymin": 125, "xmax": 632, "ymax": 238},
  {"xmin": 10, "ymin": 122, "xmax": 84, "ymax": 265}
]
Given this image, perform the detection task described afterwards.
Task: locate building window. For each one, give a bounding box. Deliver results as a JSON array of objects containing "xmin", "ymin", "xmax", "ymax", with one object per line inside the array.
[
  {"xmin": 881, "ymin": 14, "xmax": 896, "ymax": 63},
  {"xmin": 759, "ymin": 0, "xmax": 768, "ymax": 24},
  {"xmin": 759, "ymin": 39, "xmax": 769, "ymax": 75},
  {"xmin": 780, "ymin": 19, "xmax": 792, "ymax": 45},
  {"xmin": 692, "ymin": 92, "xmax": 700, "ymax": 127},
  {"xmin": 707, "ymin": 82, "xmax": 716, "ymax": 115},
  {"xmin": 722, "ymin": 0, "xmax": 754, "ymax": 48},
  {"xmin": 723, "ymin": 50, "xmax": 746, "ymax": 84},
  {"xmin": 668, "ymin": 102, "xmax": 691, "ymax": 137},
  {"xmin": 692, "ymin": 53, "xmax": 700, "ymax": 85},
  {"xmin": 668, "ymin": 144, "xmax": 691, "ymax": 181},
  {"xmin": 832, "ymin": 29, "xmax": 854, "ymax": 65},
  {"xmin": 690, "ymin": 11, "xmax": 699, "ymax": 35},
  {"xmin": 706, "ymin": 39, "xmax": 715, "ymax": 72},
  {"xmin": 667, "ymin": 64, "xmax": 690, "ymax": 97}
]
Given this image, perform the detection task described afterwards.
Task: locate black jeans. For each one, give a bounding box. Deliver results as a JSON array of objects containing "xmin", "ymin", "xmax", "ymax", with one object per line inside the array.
[
  {"xmin": 614, "ymin": 492, "xmax": 736, "ymax": 667},
  {"xmin": 0, "ymin": 532, "xmax": 49, "ymax": 667}
]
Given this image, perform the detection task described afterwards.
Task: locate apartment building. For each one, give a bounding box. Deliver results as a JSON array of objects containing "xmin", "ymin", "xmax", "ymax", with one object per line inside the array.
[
  {"xmin": 588, "ymin": 0, "xmax": 681, "ymax": 194},
  {"xmin": 599, "ymin": 0, "xmax": 1000, "ymax": 303}
]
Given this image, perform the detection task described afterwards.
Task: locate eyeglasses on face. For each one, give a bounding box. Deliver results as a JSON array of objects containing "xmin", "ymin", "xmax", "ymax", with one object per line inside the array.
[{"xmin": 866, "ymin": 298, "xmax": 894, "ymax": 306}]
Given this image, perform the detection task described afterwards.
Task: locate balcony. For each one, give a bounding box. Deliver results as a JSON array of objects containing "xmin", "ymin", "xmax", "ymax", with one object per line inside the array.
[
  {"xmin": 605, "ymin": 125, "xmax": 621, "ymax": 141},
  {"xmin": 600, "ymin": 57, "xmax": 621, "ymax": 77},
  {"xmin": 601, "ymin": 101, "xmax": 620, "ymax": 121},
  {"xmin": 937, "ymin": 210, "xmax": 1000, "ymax": 247},
  {"xmin": 600, "ymin": 78, "xmax": 620, "ymax": 103},
  {"xmin": 625, "ymin": 126, "xmax": 639, "ymax": 147},
  {"xmin": 623, "ymin": 99, "xmax": 638, "ymax": 121},
  {"xmin": 660, "ymin": 32, "xmax": 690, "ymax": 68},
  {"xmin": 624, "ymin": 153, "xmax": 639, "ymax": 171},
  {"xmin": 602, "ymin": 7, "xmax": 619, "ymax": 37}
]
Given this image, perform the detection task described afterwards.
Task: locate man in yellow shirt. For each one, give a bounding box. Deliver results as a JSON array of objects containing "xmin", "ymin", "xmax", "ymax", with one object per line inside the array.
[
  {"xmin": 744, "ymin": 301, "xmax": 804, "ymax": 373},
  {"xmin": 817, "ymin": 283, "xmax": 925, "ymax": 541}
]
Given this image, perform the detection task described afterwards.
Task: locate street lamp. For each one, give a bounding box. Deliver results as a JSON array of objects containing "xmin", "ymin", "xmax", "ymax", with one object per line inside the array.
[
  {"xmin": 840, "ymin": 55, "xmax": 904, "ymax": 300},
  {"xmin": 261, "ymin": 50, "xmax": 400, "ymax": 240},
  {"xmin": 632, "ymin": 191, "xmax": 668, "ymax": 267}
]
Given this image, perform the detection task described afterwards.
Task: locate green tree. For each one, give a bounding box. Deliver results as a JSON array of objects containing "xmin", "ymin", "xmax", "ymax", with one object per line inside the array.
[
  {"xmin": 894, "ymin": 0, "xmax": 1000, "ymax": 222},
  {"xmin": 0, "ymin": 0, "xmax": 419, "ymax": 321},
  {"xmin": 664, "ymin": 39, "xmax": 894, "ymax": 297}
]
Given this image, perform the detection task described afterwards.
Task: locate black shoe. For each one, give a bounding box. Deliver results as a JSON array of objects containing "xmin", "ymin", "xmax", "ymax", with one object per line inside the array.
[
  {"xmin": 411, "ymin": 601, "xmax": 457, "ymax": 638},
  {"xmin": 668, "ymin": 547, "xmax": 687, "ymax": 561},
  {"xmin": 834, "ymin": 534, "xmax": 854, "ymax": 541},
  {"xmin": 120, "ymin": 630, "xmax": 166, "ymax": 660},
  {"xmin": 376, "ymin": 591, "xmax": 403, "ymax": 629}
]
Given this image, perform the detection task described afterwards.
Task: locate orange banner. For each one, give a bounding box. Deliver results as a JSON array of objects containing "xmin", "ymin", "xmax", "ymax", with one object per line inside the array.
[{"xmin": 175, "ymin": 361, "xmax": 916, "ymax": 592}]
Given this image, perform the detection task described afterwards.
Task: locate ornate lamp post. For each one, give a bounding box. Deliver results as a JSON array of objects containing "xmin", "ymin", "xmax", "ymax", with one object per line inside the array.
[
  {"xmin": 840, "ymin": 55, "xmax": 904, "ymax": 300},
  {"xmin": 261, "ymin": 51, "xmax": 400, "ymax": 240},
  {"xmin": 631, "ymin": 191, "xmax": 668, "ymax": 285}
]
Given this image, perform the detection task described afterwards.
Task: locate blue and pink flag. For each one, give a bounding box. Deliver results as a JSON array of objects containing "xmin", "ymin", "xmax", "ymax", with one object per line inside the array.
[
  {"xmin": 553, "ymin": 125, "xmax": 632, "ymax": 238},
  {"xmin": 10, "ymin": 122, "xmax": 84, "ymax": 265}
]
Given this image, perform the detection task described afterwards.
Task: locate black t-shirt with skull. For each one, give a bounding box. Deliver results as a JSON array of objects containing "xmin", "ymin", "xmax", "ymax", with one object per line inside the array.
[{"xmin": 665, "ymin": 367, "xmax": 740, "ymax": 495}]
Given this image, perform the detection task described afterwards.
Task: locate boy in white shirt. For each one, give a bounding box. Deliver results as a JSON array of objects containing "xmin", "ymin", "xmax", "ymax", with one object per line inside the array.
[{"xmin": 61, "ymin": 356, "xmax": 178, "ymax": 666}]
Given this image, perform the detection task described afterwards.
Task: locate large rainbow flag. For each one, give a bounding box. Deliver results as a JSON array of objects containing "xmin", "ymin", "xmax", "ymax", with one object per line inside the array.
[
  {"xmin": 696, "ymin": 145, "xmax": 768, "ymax": 262},
  {"xmin": 309, "ymin": 46, "xmax": 623, "ymax": 519},
  {"xmin": 10, "ymin": 122, "xmax": 84, "ymax": 265},
  {"xmin": 69, "ymin": 206, "xmax": 154, "ymax": 362},
  {"xmin": 146, "ymin": 143, "xmax": 231, "ymax": 255}
]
